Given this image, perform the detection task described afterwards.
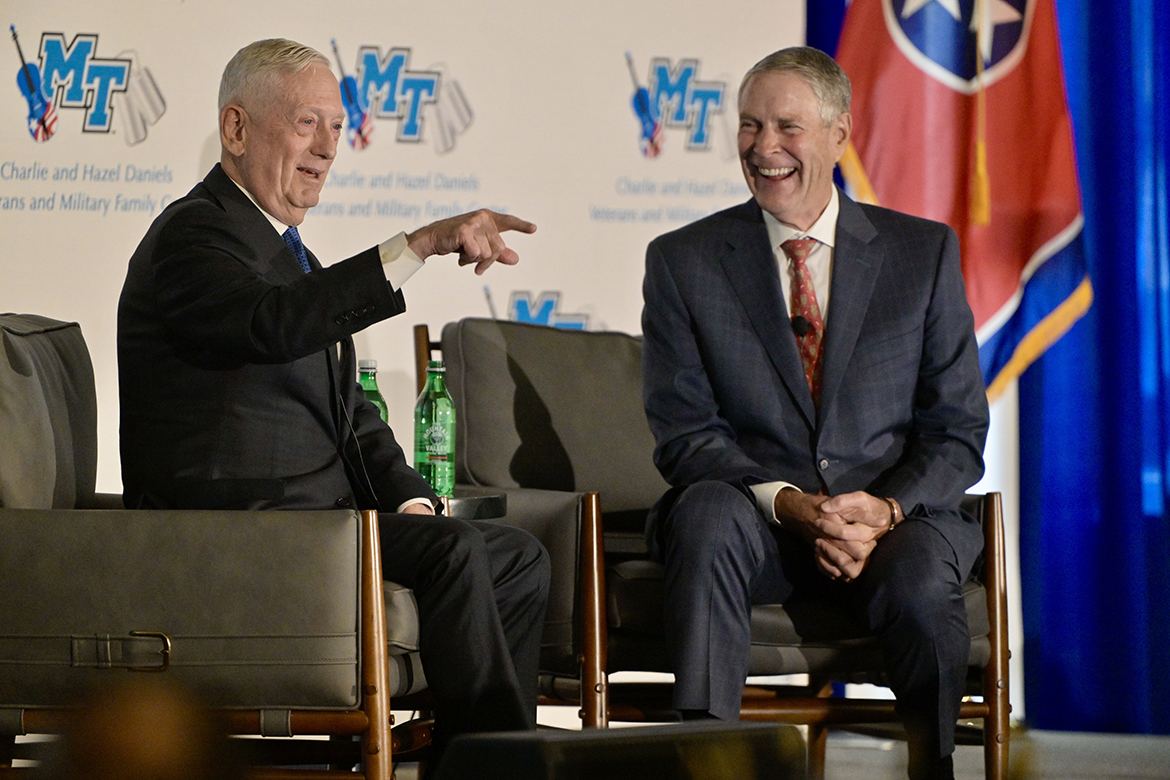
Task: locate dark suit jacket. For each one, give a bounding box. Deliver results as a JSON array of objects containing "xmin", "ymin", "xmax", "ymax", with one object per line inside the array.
[
  {"xmin": 118, "ymin": 164, "xmax": 436, "ymax": 512},
  {"xmin": 642, "ymin": 191, "xmax": 989, "ymax": 556}
]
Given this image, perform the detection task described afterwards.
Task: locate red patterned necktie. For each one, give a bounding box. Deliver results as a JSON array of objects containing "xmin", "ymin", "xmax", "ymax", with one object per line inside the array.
[{"xmin": 781, "ymin": 237, "xmax": 825, "ymax": 404}]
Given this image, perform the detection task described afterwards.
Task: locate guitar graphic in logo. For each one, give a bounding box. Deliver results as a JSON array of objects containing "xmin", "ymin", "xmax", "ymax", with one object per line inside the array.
[
  {"xmin": 332, "ymin": 39, "xmax": 373, "ymax": 150},
  {"xmin": 11, "ymin": 25, "xmax": 56, "ymax": 142}
]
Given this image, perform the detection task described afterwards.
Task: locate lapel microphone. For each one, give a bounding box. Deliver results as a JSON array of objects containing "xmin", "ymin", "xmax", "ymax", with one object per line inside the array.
[{"xmin": 791, "ymin": 315, "xmax": 812, "ymax": 337}]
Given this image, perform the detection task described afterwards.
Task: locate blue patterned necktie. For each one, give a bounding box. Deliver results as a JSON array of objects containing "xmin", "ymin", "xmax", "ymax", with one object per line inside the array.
[{"xmin": 282, "ymin": 226, "xmax": 312, "ymax": 273}]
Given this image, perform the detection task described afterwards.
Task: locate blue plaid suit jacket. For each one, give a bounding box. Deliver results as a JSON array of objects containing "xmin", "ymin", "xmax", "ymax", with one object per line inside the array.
[{"xmin": 642, "ymin": 190, "xmax": 988, "ymax": 549}]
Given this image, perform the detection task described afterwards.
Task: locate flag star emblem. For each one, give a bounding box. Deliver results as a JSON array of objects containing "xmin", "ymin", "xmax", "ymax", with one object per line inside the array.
[
  {"xmin": 902, "ymin": 0, "xmax": 962, "ymax": 21},
  {"xmin": 971, "ymin": 0, "xmax": 1025, "ymax": 63},
  {"xmin": 902, "ymin": 0, "xmax": 1024, "ymax": 58},
  {"xmin": 885, "ymin": 0, "xmax": 1031, "ymax": 91}
]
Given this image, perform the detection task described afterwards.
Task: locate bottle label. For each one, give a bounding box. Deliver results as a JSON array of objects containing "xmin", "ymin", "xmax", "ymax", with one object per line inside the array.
[{"xmin": 423, "ymin": 423, "xmax": 450, "ymax": 458}]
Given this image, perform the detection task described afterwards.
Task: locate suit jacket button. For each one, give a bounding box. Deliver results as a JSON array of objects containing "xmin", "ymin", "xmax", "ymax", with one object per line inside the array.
[
  {"xmin": 818, "ymin": 458, "xmax": 830, "ymax": 470},
  {"xmin": 336, "ymin": 497, "xmax": 353, "ymax": 508}
]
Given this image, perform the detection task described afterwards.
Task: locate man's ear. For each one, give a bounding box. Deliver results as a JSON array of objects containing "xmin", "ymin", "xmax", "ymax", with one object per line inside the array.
[
  {"xmin": 832, "ymin": 111, "xmax": 853, "ymax": 160},
  {"xmin": 220, "ymin": 104, "xmax": 247, "ymax": 157}
]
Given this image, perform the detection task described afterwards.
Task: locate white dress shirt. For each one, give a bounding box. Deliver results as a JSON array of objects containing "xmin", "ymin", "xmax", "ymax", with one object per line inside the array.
[{"xmin": 749, "ymin": 187, "xmax": 840, "ymax": 523}]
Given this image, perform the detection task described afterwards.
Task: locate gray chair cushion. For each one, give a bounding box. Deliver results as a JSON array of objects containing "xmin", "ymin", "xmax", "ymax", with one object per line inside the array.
[
  {"xmin": 384, "ymin": 581, "xmax": 421, "ymax": 654},
  {"xmin": 388, "ymin": 652, "xmax": 428, "ymax": 698},
  {"xmin": 441, "ymin": 319, "xmax": 669, "ymax": 513},
  {"xmin": 0, "ymin": 314, "xmax": 97, "ymax": 509},
  {"xmin": 383, "ymin": 581, "xmax": 429, "ymax": 696},
  {"xmin": 607, "ymin": 558, "xmax": 992, "ymax": 676},
  {"xmin": 1, "ymin": 313, "xmax": 429, "ymax": 701},
  {"xmin": 0, "ymin": 508, "xmax": 362, "ymax": 710}
]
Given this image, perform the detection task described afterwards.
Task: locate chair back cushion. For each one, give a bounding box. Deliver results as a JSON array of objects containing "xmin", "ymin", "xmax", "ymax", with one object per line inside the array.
[
  {"xmin": 0, "ymin": 314, "xmax": 97, "ymax": 509},
  {"xmin": 441, "ymin": 319, "xmax": 669, "ymax": 513},
  {"xmin": 0, "ymin": 508, "xmax": 361, "ymax": 711}
]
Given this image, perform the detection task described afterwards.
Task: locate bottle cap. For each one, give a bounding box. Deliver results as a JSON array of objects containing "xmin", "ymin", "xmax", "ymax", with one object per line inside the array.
[
  {"xmin": 358, "ymin": 359, "xmax": 377, "ymax": 371},
  {"xmin": 427, "ymin": 360, "xmax": 445, "ymax": 372}
]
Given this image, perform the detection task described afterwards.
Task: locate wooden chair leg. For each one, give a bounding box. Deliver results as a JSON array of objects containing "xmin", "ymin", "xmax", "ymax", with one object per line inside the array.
[
  {"xmin": 579, "ymin": 492, "xmax": 609, "ymax": 728},
  {"xmin": 361, "ymin": 511, "xmax": 393, "ymax": 780},
  {"xmin": 413, "ymin": 324, "xmax": 442, "ymax": 397},
  {"xmin": 807, "ymin": 724, "xmax": 828, "ymax": 780},
  {"xmin": 981, "ymin": 493, "xmax": 1009, "ymax": 780},
  {"xmin": 413, "ymin": 324, "xmax": 432, "ymax": 397},
  {"xmin": 985, "ymin": 711, "xmax": 1009, "ymax": 780},
  {"xmin": 803, "ymin": 681, "xmax": 833, "ymax": 780}
]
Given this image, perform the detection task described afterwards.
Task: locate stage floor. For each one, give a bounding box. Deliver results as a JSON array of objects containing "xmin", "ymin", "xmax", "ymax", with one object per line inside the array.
[
  {"xmin": 826, "ymin": 728, "xmax": 1170, "ymax": 780},
  {"xmin": 389, "ymin": 723, "xmax": 1170, "ymax": 779}
]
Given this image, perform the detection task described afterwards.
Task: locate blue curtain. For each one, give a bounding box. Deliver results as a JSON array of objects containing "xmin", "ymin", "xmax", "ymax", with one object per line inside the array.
[
  {"xmin": 808, "ymin": 0, "xmax": 1170, "ymax": 733},
  {"xmin": 1020, "ymin": 0, "xmax": 1170, "ymax": 734}
]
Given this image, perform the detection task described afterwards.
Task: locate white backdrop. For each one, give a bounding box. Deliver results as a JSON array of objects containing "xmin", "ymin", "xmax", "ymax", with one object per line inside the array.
[
  {"xmin": 3, "ymin": 0, "xmax": 1023, "ymax": 718},
  {"xmin": 3, "ymin": 0, "xmax": 804, "ymax": 492}
]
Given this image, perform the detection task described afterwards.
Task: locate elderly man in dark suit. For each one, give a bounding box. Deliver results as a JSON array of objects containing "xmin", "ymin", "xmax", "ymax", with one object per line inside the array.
[
  {"xmin": 641, "ymin": 47, "xmax": 989, "ymax": 780},
  {"xmin": 118, "ymin": 38, "xmax": 548, "ymax": 754}
]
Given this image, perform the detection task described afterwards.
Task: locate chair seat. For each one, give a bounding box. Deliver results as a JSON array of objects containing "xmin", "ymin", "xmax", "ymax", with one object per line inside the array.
[
  {"xmin": 384, "ymin": 581, "xmax": 428, "ymax": 697},
  {"xmin": 606, "ymin": 558, "xmax": 991, "ymax": 678},
  {"xmin": 423, "ymin": 319, "xmax": 1009, "ymax": 779}
]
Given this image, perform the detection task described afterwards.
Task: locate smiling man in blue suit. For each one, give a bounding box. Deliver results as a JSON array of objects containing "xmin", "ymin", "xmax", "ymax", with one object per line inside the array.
[{"xmin": 641, "ymin": 47, "xmax": 989, "ymax": 780}]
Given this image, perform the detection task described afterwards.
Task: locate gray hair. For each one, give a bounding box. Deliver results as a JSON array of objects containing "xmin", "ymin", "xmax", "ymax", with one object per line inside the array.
[
  {"xmin": 218, "ymin": 38, "xmax": 329, "ymax": 114},
  {"xmin": 738, "ymin": 46, "xmax": 851, "ymax": 126}
]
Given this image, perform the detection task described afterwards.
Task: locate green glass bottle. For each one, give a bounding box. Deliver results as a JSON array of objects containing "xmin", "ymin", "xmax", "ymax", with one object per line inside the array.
[
  {"xmin": 414, "ymin": 360, "xmax": 455, "ymax": 497},
  {"xmin": 358, "ymin": 359, "xmax": 389, "ymax": 423}
]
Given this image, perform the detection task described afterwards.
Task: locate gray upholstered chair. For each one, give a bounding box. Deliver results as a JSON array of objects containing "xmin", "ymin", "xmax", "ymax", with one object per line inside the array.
[
  {"xmin": 0, "ymin": 313, "xmax": 417, "ymax": 778},
  {"xmin": 416, "ymin": 317, "xmax": 1009, "ymax": 780}
]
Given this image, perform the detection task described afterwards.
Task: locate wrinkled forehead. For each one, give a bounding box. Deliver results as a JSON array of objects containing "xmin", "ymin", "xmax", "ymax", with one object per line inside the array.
[
  {"xmin": 738, "ymin": 70, "xmax": 842, "ymax": 128},
  {"xmin": 257, "ymin": 64, "xmax": 342, "ymax": 118},
  {"xmin": 739, "ymin": 70, "xmax": 817, "ymax": 110}
]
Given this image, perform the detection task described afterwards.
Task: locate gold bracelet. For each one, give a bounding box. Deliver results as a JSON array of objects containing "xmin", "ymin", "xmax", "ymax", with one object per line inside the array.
[{"xmin": 881, "ymin": 496, "xmax": 902, "ymax": 529}]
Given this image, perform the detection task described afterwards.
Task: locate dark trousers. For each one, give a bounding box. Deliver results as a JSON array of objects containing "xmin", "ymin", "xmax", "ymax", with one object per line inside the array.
[
  {"xmin": 377, "ymin": 514, "xmax": 550, "ymax": 748},
  {"xmin": 659, "ymin": 481, "xmax": 982, "ymax": 776}
]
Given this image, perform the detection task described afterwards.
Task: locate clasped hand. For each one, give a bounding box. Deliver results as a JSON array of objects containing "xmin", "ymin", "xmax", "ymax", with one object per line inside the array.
[
  {"xmin": 407, "ymin": 209, "xmax": 537, "ymax": 274},
  {"xmin": 774, "ymin": 489, "xmax": 894, "ymax": 582}
]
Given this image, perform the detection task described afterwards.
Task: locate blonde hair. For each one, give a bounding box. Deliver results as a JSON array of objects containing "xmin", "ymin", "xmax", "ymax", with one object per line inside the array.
[
  {"xmin": 739, "ymin": 46, "xmax": 851, "ymax": 126},
  {"xmin": 218, "ymin": 38, "xmax": 329, "ymax": 114}
]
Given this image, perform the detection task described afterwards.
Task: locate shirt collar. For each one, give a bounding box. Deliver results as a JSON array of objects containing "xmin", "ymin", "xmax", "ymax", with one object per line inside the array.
[
  {"xmin": 762, "ymin": 186, "xmax": 840, "ymax": 251},
  {"xmin": 225, "ymin": 171, "xmax": 292, "ymax": 236}
]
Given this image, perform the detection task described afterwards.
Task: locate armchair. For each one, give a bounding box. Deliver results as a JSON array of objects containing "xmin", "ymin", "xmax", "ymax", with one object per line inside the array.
[
  {"xmin": 0, "ymin": 313, "xmax": 421, "ymax": 778},
  {"xmin": 416, "ymin": 317, "xmax": 1009, "ymax": 780}
]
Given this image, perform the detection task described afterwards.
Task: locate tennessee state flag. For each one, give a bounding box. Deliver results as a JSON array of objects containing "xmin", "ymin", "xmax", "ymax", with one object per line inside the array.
[{"xmin": 835, "ymin": 0, "xmax": 1091, "ymax": 400}]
